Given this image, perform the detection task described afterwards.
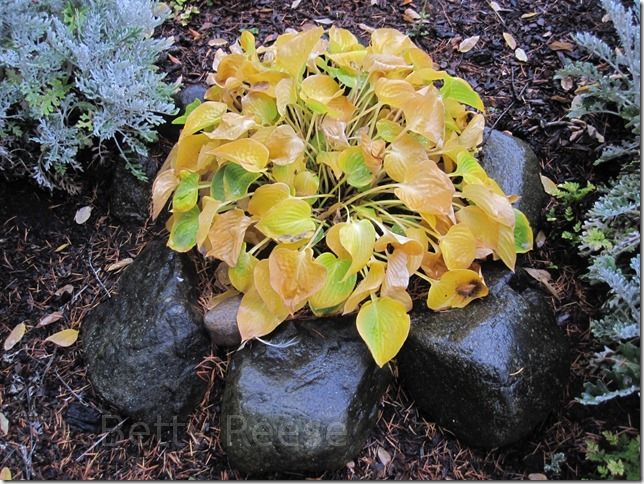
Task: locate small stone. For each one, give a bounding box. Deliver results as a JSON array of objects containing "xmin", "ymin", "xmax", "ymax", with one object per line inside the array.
[
  {"xmin": 83, "ymin": 240, "xmax": 210, "ymax": 425},
  {"xmin": 204, "ymin": 295, "xmax": 242, "ymax": 348},
  {"xmin": 221, "ymin": 317, "xmax": 391, "ymax": 475},
  {"xmin": 158, "ymin": 84, "xmax": 207, "ymax": 141},
  {"xmin": 481, "ymin": 129, "xmax": 547, "ymax": 228},
  {"xmin": 397, "ymin": 264, "xmax": 569, "ymax": 449}
]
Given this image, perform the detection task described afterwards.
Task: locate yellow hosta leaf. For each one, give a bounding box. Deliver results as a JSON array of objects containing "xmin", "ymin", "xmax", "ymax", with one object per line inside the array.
[
  {"xmin": 247, "ymin": 182, "xmax": 291, "ymax": 216},
  {"xmin": 421, "ymin": 251, "xmax": 448, "ymax": 279},
  {"xmin": 172, "ymin": 170, "xmax": 200, "ymax": 213},
  {"xmin": 268, "ymin": 247, "xmax": 327, "ymax": 313},
  {"xmin": 343, "ymin": 261, "xmax": 386, "ymax": 314},
  {"xmin": 462, "ymin": 183, "xmax": 515, "ymax": 226},
  {"xmin": 206, "ymin": 209, "xmax": 253, "ymax": 266},
  {"xmin": 456, "ymin": 205, "xmax": 500, "ymax": 255},
  {"xmin": 317, "ymin": 151, "xmax": 343, "ymax": 179},
  {"xmin": 359, "ymin": 129, "xmax": 385, "ymax": 175},
  {"xmin": 176, "ymin": 133, "xmax": 209, "ymax": 171},
  {"xmin": 403, "ymin": 87, "xmax": 445, "ymax": 145},
  {"xmin": 338, "ymin": 220, "xmax": 376, "ymax": 277},
  {"xmin": 275, "ymin": 26, "xmax": 324, "ymax": 78},
  {"xmin": 242, "ymin": 91, "xmax": 278, "ymax": 125},
  {"xmin": 237, "ymin": 286, "xmax": 286, "ymax": 341},
  {"xmin": 228, "ymin": 245, "xmax": 258, "ymax": 293},
  {"xmin": 514, "ymin": 209, "xmax": 534, "ymax": 254},
  {"xmin": 374, "ymin": 78, "xmax": 416, "ymax": 109},
  {"xmin": 356, "ymin": 296, "xmax": 411, "ymax": 367},
  {"xmin": 309, "ymin": 253, "xmax": 357, "ymax": 315},
  {"xmin": 427, "ymin": 269, "xmax": 489, "ymax": 310},
  {"xmin": 382, "ymin": 249, "xmax": 410, "ymax": 296},
  {"xmin": 496, "ymin": 224, "xmax": 517, "ymax": 270},
  {"xmin": 209, "ymin": 138, "xmax": 269, "ymax": 173},
  {"xmin": 206, "ymin": 112, "xmax": 256, "ymax": 140},
  {"xmin": 370, "ymin": 28, "xmax": 416, "ymax": 55},
  {"xmin": 168, "ymin": 206, "xmax": 199, "ymax": 252},
  {"xmin": 275, "ymin": 77, "xmax": 296, "ymax": 115},
  {"xmin": 44, "ymin": 329, "xmax": 79, "ymax": 347},
  {"xmin": 180, "ymin": 101, "xmax": 227, "ymax": 138},
  {"xmin": 384, "ymin": 134, "xmax": 428, "ymax": 182},
  {"xmin": 328, "ymin": 25, "xmax": 361, "ymax": 53},
  {"xmin": 151, "ymin": 169, "xmax": 178, "ymax": 220},
  {"xmin": 254, "ymin": 260, "xmax": 291, "ymax": 318},
  {"xmin": 376, "ymin": 119, "xmax": 403, "ymax": 142},
  {"xmin": 256, "ymin": 198, "xmax": 316, "ymax": 243},
  {"xmin": 294, "ymin": 170, "xmax": 319, "ymax": 197},
  {"xmin": 450, "ymin": 151, "xmax": 488, "ymax": 184},
  {"xmin": 264, "ymin": 125, "xmax": 305, "ymax": 166},
  {"xmin": 196, "ymin": 196, "xmax": 222, "ymax": 248},
  {"xmin": 301, "ymin": 74, "xmax": 342, "ymax": 105},
  {"xmin": 395, "ymin": 159, "xmax": 455, "ymax": 216},
  {"xmin": 439, "ymin": 223, "xmax": 476, "ymax": 270},
  {"xmin": 326, "ymin": 95, "xmax": 356, "ymax": 122},
  {"xmin": 4, "ymin": 323, "xmax": 26, "ymax": 351},
  {"xmin": 321, "ymin": 117, "xmax": 349, "ymax": 151},
  {"xmin": 374, "ymin": 228, "xmax": 425, "ymax": 257},
  {"xmin": 459, "ymin": 113, "xmax": 485, "ymax": 149}
]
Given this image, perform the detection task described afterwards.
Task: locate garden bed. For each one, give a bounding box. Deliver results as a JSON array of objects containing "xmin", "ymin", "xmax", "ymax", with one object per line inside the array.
[{"xmin": 0, "ymin": 0, "xmax": 639, "ymax": 479}]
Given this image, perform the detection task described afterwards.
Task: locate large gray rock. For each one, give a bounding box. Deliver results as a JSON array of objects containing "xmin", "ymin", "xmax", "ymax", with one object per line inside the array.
[
  {"xmin": 222, "ymin": 317, "xmax": 391, "ymax": 475},
  {"xmin": 397, "ymin": 264, "xmax": 569, "ymax": 449},
  {"xmin": 480, "ymin": 129, "xmax": 547, "ymax": 227},
  {"xmin": 83, "ymin": 240, "xmax": 210, "ymax": 424}
]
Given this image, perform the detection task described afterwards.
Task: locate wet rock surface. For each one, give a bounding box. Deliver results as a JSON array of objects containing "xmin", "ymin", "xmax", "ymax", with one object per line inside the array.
[
  {"xmin": 480, "ymin": 129, "xmax": 547, "ymax": 227},
  {"xmin": 83, "ymin": 240, "xmax": 210, "ymax": 425},
  {"xmin": 398, "ymin": 264, "xmax": 569, "ymax": 449},
  {"xmin": 222, "ymin": 317, "xmax": 391, "ymax": 475},
  {"xmin": 159, "ymin": 83, "xmax": 207, "ymax": 140},
  {"xmin": 110, "ymin": 158, "xmax": 155, "ymax": 225},
  {"xmin": 204, "ymin": 294, "xmax": 242, "ymax": 348}
]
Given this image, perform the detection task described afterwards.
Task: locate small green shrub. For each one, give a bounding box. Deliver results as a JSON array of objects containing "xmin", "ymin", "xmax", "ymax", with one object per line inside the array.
[
  {"xmin": 556, "ymin": 0, "xmax": 640, "ymax": 406},
  {"xmin": 586, "ymin": 431, "xmax": 640, "ymax": 480},
  {"xmin": 0, "ymin": 0, "xmax": 177, "ymax": 192}
]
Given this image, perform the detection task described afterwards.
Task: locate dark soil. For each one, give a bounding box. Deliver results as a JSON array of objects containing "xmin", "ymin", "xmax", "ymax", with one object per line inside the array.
[{"xmin": 1, "ymin": 0, "xmax": 639, "ymax": 480}]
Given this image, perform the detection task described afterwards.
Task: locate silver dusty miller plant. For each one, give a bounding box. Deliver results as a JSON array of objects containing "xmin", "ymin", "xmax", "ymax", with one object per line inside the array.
[
  {"xmin": 556, "ymin": 0, "xmax": 640, "ymax": 405},
  {"xmin": 0, "ymin": 0, "xmax": 178, "ymax": 192}
]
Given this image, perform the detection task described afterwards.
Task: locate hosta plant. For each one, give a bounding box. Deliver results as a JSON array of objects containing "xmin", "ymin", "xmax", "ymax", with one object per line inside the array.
[{"xmin": 152, "ymin": 27, "xmax": 533, "ymax": 366}]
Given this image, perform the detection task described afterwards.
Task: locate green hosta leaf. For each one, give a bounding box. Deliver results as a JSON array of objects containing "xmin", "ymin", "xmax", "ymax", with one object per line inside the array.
[
  {"xmin": 376, "ymin": 119, "xmax": 403, "ymax": 142},
  {"xmin": 173, "ymin": 171, "xmax": 200, "ymax": 212},
  {"xmin": 440, "ymin": 76, "xmax": 485, "ymax": 112},
  {"xmin": 211, "ymin": 163, "xmax": 261, "ymax": 201},
  {"xmin": 513, "ymin": 209, "xmax": 534, "ymax": 253},
  {"xmin": 172, "ymin": 98, "xmax": 202, "ymax": 125},
  {"xmin": 228, "ymin": 244, "xmax": 258, "ymax": 292},
  {"xmin": 168, "ymin": 206, "xmax": 199, "ymax": 252},
  {"xmin": 356, "ymin": 296, "xmax": 410, "ymax": 367},
  {"xmin": 181, "ymin": 101, "xmax": 227, "ymax": 138},
  {"xmin": 339, "ymin": 147, "xmax": 373, "ymax": 188},
  {"xmin": 450, "ymin": 151, "xmax": 487, "ymax": 184},
  {"xmin": 309, "ymin": 253, "xmax": 357, "ymax": 316}
]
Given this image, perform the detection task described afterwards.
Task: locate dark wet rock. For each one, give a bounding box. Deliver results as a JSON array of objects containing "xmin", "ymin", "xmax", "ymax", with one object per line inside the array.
[
  {"xmin": 64, "ymin": 402, "xmax": 103, "ymax": 433},
  {"xmin": 204, "ymin": 295, "xmax": 242, "ymax": 348},
  {"xmin": 159, "ymin": 84, "xmax": 207, "ymax": 141},
  {"xmin": 480, "ymin": 129, "xmax": 547, "ymax": 227},
  {"xmin": 110, "ymin": 158, "xmax": 155, "ymax": 225},
  {"xmin": 398, "ymin": 264, "xmax": 569, "ymax": 449},
  {"xmin": 83, "ymin": 240, "xmax": 210, "ymax": 425},
  {"xmin": 222, "ymin": 317, "xmax": 391, "ymax": 475}
]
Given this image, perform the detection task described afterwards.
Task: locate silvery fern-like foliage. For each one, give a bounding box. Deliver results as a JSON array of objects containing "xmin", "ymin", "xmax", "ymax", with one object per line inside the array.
[
  {"xmin": 0, "ymin": 0, "xmax": 177, "ymax": 192},
  {"xmin": 556, "ymin": 1, "xmax": 641, "ymax": 405}
]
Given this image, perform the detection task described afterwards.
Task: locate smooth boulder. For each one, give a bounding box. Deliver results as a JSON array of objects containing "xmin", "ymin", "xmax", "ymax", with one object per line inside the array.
[
  {"xmin": 83, "ymin": 240, "xmax": 210, "ymax": 425},
  {"xmin": 222, "ymin": 317, "xmax": 391, "ymax": 475},
  {"xmin": 397, "ymin": 264, "xmax": 569, "ymax": 449},
  {"xmin": 159, "ymin": 83, "xmax": 207, "ymax": 140},
  {"xmin": 480, "ymin": 129, "xmax": 547, "ymax": 227},
  {"xmin": 204, "ymin": 294, "xmax": 242, "ymax": 348}
]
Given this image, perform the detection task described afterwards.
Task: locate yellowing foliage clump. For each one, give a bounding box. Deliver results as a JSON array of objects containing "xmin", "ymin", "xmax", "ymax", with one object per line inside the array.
[{"xmin": 152, "ymin": 27, "xmax": 533, "ymax": 367}]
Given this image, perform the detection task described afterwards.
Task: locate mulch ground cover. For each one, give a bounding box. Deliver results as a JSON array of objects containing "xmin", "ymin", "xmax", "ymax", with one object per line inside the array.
[{"xmin": 0, "ymin": 0, "xmax": 639, "ymax": 479}]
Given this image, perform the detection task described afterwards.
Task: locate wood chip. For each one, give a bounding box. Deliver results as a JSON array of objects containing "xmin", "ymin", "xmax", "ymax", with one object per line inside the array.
[{"xmin": 548, "ymin": 40, "xmax": 574, "ymax": 51}]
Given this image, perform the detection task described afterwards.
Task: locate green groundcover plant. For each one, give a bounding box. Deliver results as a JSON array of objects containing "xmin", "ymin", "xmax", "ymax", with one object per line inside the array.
[{"xmin": 153, "ymin": 27, "xmax": 533, "ymax": 366}]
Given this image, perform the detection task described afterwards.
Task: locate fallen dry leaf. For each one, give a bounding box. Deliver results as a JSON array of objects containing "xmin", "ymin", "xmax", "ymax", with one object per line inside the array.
[
  {"xmin": 0, "ymin": 412, "xmax": 8, "ymax": 435},
  {"xmin": 503, "ymin": 32, "xmax": 517, "ymax": 50},
  {"xmin": 208, "ymin": 38, "xmax": 228, "ymax": 47},
  {"xmin": 524, "ymin": 268, "xmax": 560, "ymax": 298},
  {"xmin": 548, "ymin": 40, "xmax": 574, "ymax": 51},
  {"xmin": 358, "ymin": 23, "xmax": 375, "ymax": 34},
  {"xmin": 55, "ymin": 284, "xmax": 74, "ymax": 297},
  {"xmin": 535, "ymin": 230, "xmax": 547, "ymax": 248},
  {"xmin": 521, "ymin": 11, "xmax": 538, "ymax": 19},
  {"xmin": 0, "ymin": 467, "xmax": 10, "ymax": 480},
  {"xmin": 514, "ymin": 47, "xmax": 528, "ymax": 62},
  {"xmin": 3, "ymin": 323, "xmax": 26, "ymax": 351},
  {"xmin": 314, "ymin": 18, "xmax": 334, "ymax": 25},
  {"xmin": 168, "ymin": 54, "xmax": 182, "ymax": 65},
  {"xmin": 528, "ymin": 473, "xmax": 548, "ymax": 480},
  {"xmin": 490, "ymin": 1, "xmax": 501, "ymax": 12},
  {"xmin": 44, "ymin": 328, "xmax": 79, "ymax": 347},
  {"xmin": 290, "ymin": 0, "xmax": 301, "ymax": 8},
  {"xmin": 55, "ymin": 243, "xmax": 70, "ymax": 252},
  {"xmin": 560, "ymin": 76, "xmax": 574, "ymax": 91},
  {"xmin": 540, "ymin": 174, "xmax": 559, "ymax": 196},
  {"xmin": 458, "ymin": 35, "xmax": 480, "ymax": 53},
  {"xmin": 37, "ymin": 311, "xmax": 64, "ymax": 328},
  {"xmin": 403, "ymin": 8, "xmax": 422, "ymax": 22},
  {"xmin": 74, "ymin": 206, "xmax": 92, "ymax": 224},
  {"xmin": 377, "ymin": 447, "xmax": 392, "ymax": 466},
  {"xmin": 106, "ymin": 258, "xmax": 134, "ymax": 272}
]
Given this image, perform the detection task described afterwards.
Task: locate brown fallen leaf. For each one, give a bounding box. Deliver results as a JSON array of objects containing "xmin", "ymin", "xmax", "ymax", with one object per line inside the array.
[
  {"xmin": 514, "ymin": 47, "xmax": 528, "ymax": 62},
  {"xmin": 458, "ymin": 35, "xmax": 480, "ymax": 53},
  {"xmin": 0, "ymin": 412, "xmax": 8, "ymax": 435},
  {"xmin": 524, "ymin": 268, "xmax": 560, "ymax": 298},
  {"xmin": 314, "ymin": 18, "xmax": 334, "ymax": 25},
  {"xmin": 548, "ymin": 40, "xmax": 574, "ymax": 51},
  {"xmin": 521, "ymin": 11, "xmax": 538, "ymax": 19},
  {"xmin": 74, "ymin": 206, "xmax": 92, "ymax": 224},
  {"xmin": 403, "ymin": 8, "xmax": 422, "ymax": 22},
  {"xmin": 55, "ymin": 284, "xmax": 74, "ymax": 297},
  {"xmin": 535, "ymin": 230, "xmax": 547, "ymax": 248},
  {"xmin": 44, "ymin": 329, "xmax": 79, "ymax": 347},
  {"xmin": 106, "ymin": 258, "xmax": 134, "ymax": 272},
  {"xmin": 37, "ymin": 311, "xmax": 64, "ymax": 328},
  {"xmin": 3, "ymin": 323, "xmax": 26, "ymax": 351},
  {"xmin": 377, "ymin": 446, "xmax": 392, "ymax": 466},
  {"xmin": 55, "ymin": 243, "xmax": 70, "ymax": 252},
  {"xmin": 358, "ymin": 23, "xmax": 375, "ymax": 34},
  {"xmin": 208, "ymin": 38, "xmax": 228, "ymax": 47},
  {"xmin": 0, "ymin": 467, "xmax": 11, "ymax": 480},
  {"xmin": 528, "ymin": 473, "xmax": 548, "ymax": 480},
  {"xmin": 503, "ymin": 32, "xmax": 517, "ymax": 50},
  {"xmin": 540, "ymin": 174, "xmax": 559, "ymax": 196},
  {"xmin": 168, "ymin": 54, "xmax": 182, "ymax": 65}
]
